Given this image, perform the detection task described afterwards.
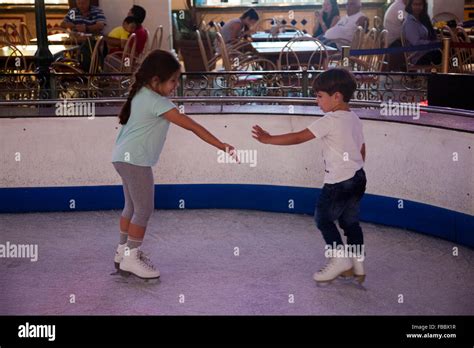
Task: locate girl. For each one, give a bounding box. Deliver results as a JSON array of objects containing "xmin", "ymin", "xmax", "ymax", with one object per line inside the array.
[
  {"xmin": 220, "ymin": 8, "xmax": 259, "ymax": 44},
  {"xmin": 112, "ymin": 49, "xmax": 235, "ymax": 280},
  {"xmin": 313, "ymin": 0, "xmax": 340, "ymax": 38}
]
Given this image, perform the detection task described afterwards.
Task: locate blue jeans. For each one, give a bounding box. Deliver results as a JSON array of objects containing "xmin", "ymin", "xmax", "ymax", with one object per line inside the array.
[{"xmin": 315, "ymin": 169, "xmax": 367, "ymax": 248}]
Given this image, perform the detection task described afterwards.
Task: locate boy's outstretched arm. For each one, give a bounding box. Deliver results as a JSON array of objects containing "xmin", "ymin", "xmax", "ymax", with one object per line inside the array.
[
  {"xmin": 164, "ymin": 108, "xmax": 235, "ymax": 154},
  {"xmin": 252, "ymin": 125, "xmax": 315, "ymax": 145}
]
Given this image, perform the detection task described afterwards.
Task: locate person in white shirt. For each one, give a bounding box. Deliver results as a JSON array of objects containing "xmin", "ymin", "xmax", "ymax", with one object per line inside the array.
[
  {"xmin": 252, "ymin": 69, "xmax": 367, "ymax": 285},
  {"xmin": 320, "ymin": 0, "xmax": 368, "ymax": 48},
  {"xmin": 384, "ymin": 0, "xmax": 408, "ymax": 46},
  {"xmin": 384, "ymin": 0, "xmax": 408, "ymax": 70}
]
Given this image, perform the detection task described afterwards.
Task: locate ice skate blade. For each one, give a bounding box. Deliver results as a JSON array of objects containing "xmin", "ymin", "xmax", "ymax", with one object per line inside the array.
[
  {"xmin": 354, "ymin": 274, "xmax": 366, "ymax": 284},
  {"xmin": 118, "ymin": 269, "xmax": 160, "ymax": 283}
]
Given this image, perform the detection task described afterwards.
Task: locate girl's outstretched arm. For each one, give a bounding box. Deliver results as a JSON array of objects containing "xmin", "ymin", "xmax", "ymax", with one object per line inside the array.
[
  {"xmin": 164, "ymin": 108, "xmax": 235, "ymax": 154},
  {"xmin": 252, "ymin": 125, "xmax": 315, "ymax": 145}
]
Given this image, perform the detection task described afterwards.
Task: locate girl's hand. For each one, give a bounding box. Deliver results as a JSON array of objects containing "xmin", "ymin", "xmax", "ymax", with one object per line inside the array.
[
  {"xmin": 252, "ymin": 125, "xmax": 272, "ymax": 144},
  {"xmin": 222, "ymin": 143, "xmax": 240, "ymax": 163}
]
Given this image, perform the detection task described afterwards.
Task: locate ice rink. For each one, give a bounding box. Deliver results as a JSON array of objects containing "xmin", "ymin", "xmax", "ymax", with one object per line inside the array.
[{"xmin": 1, "ymin": 209, "xmax": 473, "ymax": 315}]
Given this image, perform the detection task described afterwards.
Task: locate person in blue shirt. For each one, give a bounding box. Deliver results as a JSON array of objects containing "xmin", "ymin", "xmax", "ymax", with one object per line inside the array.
[
  {"xmin": 112, "ymin": 50, "xmax": 236, "ymax": 281},
  {"xmin": 61, "ymin": 0, "xmax": 107, "ymax": 34}
]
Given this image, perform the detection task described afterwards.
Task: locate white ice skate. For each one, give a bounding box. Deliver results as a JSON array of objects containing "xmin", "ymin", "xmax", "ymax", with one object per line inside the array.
[
  {"xmin": 119, "ymin": 248, "xmax": 160, "ymax": 280},
  {"xmin": 313, "ymin": 256, "xmax": 353, "ymax": 284},
  {"xmin": 114, "ymin": 243, "xmax": 126, "ymax": 269},
  {"xmin": 352, "ymin": 257, "xmax": 366, "ymax": 284}
]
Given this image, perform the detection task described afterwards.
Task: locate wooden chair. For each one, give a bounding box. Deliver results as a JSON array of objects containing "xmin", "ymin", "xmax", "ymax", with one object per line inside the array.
[
  {"xmin": 214, "ymin": 32, "xmax": 276, "ymax": 91},
  {"xmin": 150, "ymin": 25, "xmax": 163, "ymax": 51},
  {"xmin": 214, "ymin": 22, "xmax": 254, "ymax": 54},
  {"xmin": 373, "ymin": 16, "xmax": 383, "ymax": 32},
  {"xmin": 201, "ymin": 21, "xmax": 217, "ymax": 58},
  {"xmin": 19, "ymin": 22, "xmax": 33, "ymax": 44},
  {"xmin": 400, "ymin": 31, "xmax": 440, "ymax": 72},
  {"xmin": 196, "ymin": 30, "xmax": 219, "ymax": 72},
  {"xmin": 51, "ymin": 36, "xmax": 107, "ymax": 98},
  {"xmin": 350, "ymin": 29, "xmax": 389, "ymax": 99},
  {"xmin": 327, "ymin": 26, "xmax": 365, "ymax": 67},
  {"xmin": 454, "ymin": 27, "xmax": 474, "ymax": 73},
  {"xmin": 3, "ymin": 24, "xmax": 22, "ymax": 45},
  {"xmin": 104, "ymin": 33, "xmax": 137, "ymax": 73},
  {"xmin": 277, "ymin": 36, "xmax": 328, "ymax": 71},
  {"xmin": 0, "ymin": 40, "xmax": 28, "ymax": 73},
  {"xmin": 0, "ymin": 28, "xmax": 8, "ymax": 42},
  {"xmin": 277, "ymin": 37, "xmax": 328, "ymax": 96}
]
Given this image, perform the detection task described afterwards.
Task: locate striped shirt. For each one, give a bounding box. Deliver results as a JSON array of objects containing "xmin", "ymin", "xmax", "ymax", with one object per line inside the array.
[{"xmin": 63, "ymin": 6, "xmax": 107, "ymax": 31}]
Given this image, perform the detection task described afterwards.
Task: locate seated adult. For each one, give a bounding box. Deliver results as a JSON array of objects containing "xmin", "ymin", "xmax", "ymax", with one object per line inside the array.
[
  {"xmin": 127, "ymin": 5, "xmax": 148, "ymax": 56},
  {"xmin": 384, "ymin": 0, "xmax": 408, "ymax": 70},
  {"xmin": 313, "ymin": 0, "xmax": 340, "ymax": 38},
  {"xmin": 319, "ymin": 0, "xmax": 368, "ymax": 48},
  {"xmin": 61, "ymin": 0, "xmax": 106, "ymax": 34},
  {"xmin": 384, "ymin": 0, "xmax": 407, "ymax": 46},
  {"xmin": 221, "ymin": 8, "xmax": 259, "ymax": 44},
  {"xmin": 402, "ymin": 0, "xmax": 441, "ymax": 66}
]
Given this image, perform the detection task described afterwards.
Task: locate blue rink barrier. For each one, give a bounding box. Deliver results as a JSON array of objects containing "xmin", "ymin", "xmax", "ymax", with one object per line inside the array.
[{"xmin": 1, "ymin": 184, "xmax": 473, "ymax": 248}]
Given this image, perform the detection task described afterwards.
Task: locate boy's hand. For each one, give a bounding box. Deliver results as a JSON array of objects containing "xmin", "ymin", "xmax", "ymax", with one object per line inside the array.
[
  {"xmin": 252, "ymin": 125, "xmax": 272, "ymax": 144},
  {"xmin": 222, "ymin": 143, "xmax": 240, "ymax": 163}
]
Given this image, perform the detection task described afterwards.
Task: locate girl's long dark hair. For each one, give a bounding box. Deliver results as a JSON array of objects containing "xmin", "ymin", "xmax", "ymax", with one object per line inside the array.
[
  {"xmin": 118, "ymin": 49, "xmax": 181, "ymax": 125},
  {"xmin": 405, "ymin": 0, "xmax": 436, "ymax": 39},
  {"xmin": 323, "ymin": 0, "xmax": 340, "ymax": 25}
]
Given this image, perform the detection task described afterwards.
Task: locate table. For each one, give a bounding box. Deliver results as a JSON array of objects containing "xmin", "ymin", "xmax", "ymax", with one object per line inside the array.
[
  {"xmin": 31, "ymin": 32, "xmax": 93, "ymax": 44},
  {"xmin": 251, "ymin": 41, "xmax": 338, "ymax": 68},
  {"xmin": 251, "ymin": 31, "xmax": 312, "ymax": 42},
  {"xmin": 0, "ymin": 45, "xmax": 79, "ymax": 58},
  {"xmin": 0, "ymin": 45, "xmax": 80, "ymax": 69}
]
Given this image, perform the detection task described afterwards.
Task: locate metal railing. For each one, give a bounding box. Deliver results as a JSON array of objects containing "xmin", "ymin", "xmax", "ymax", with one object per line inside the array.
[{"xmin": 0, "ymin": 70, "xmax": 431, "ymax": 104}]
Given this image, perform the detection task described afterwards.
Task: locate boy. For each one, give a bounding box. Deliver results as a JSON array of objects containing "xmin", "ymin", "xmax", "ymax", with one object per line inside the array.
[
  {"xmin": 252, "ymin": 68, "xmax": 367, "ymax": 284},
  {"xmin": 107, "ymin": 16, "xmax": 138, "ymax": 52}
]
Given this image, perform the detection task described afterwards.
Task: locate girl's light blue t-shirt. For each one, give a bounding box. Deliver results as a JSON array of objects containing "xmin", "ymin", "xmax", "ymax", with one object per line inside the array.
[{"xmin": 112, "ymin": 87, "xmax": 176, "ymax": 167}]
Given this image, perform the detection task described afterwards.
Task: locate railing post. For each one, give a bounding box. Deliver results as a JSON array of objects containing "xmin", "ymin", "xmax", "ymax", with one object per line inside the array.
[
  {"xmin": 34, "ymin": 0, "xmax": 54, "ymax": 99},
  {"xmin": 49, "ymin": 73, "xmax": 58, "ymax": 99},
  {"xmin": 178, "ymin": 74, "xmax": 184, "ymax": 97},
  {"xmin": 442, "ymin": 37, "xmax": 451, "ymax": 74},
  {"xmin": 302, "ymin": 69, "xmax": 308, "ymax": 97},
  {"xmin": 341, "ymin": 45, "xmax": 351, "ymax": 69}
]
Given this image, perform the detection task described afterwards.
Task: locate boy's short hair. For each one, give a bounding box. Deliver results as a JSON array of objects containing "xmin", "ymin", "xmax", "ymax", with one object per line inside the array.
[
  {"xmin": 123, "ymin": 16, "xmax": 138, "ymax": 25},
  {"xmin": 130, "ymin": 5, "xmax": 146, "ymax": 24},
  {"xmin": 241, "ymin": 9, "xmax": 259, "ymax": 21},
  {"xmin": 312, "ymin": 68, "xmax": 357, "ymax": 103}
]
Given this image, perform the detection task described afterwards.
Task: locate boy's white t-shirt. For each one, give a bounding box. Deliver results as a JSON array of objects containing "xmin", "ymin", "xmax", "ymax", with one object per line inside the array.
[{"xmin": 307, "ymin": 110, "xmax": 365, "ymax": 184}]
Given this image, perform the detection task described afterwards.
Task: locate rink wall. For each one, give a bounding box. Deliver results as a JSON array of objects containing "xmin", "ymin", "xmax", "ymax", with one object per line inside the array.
[{"xmin": 0, "ymin": 109, "xmax": 473, "ymax": 247}]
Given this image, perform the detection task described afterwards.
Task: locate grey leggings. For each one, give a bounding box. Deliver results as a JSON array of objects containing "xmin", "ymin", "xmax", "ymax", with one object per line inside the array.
[{"xmin": 113, "ymin": 162, "xmax": 154, "ymax": 227}]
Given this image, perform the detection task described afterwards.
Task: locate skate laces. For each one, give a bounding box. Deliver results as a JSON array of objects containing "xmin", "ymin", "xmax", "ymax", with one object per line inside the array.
[
  {"xmin": 318, "ymin": 257, "xmax": 336, "ymax": 274},
  {"xmin": 136, "ymin": 250, "xmax": 155, "ymax": 271}
]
